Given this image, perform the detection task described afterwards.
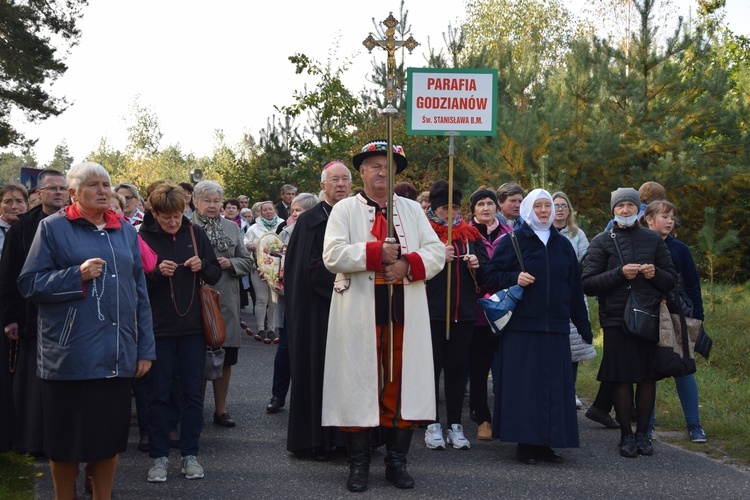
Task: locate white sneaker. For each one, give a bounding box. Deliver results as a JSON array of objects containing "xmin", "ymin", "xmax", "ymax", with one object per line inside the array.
[
  {"xmin": 575, "ymin": 395, "xmax": 583, "ymax": 409},
  {"xmin": 181, "ymin": 455, "xmax": 204, "ymax": 479},
  {"xmin": 424, "ymin": 423, "xmax": 445, "ymax": 450},
  {"xmin": 446, "ymin": 424, "xmax": 471, "ymax": 449},
  {"xmin": 147, "ymin": 457, "xmax": 168, "ymax": 483}
]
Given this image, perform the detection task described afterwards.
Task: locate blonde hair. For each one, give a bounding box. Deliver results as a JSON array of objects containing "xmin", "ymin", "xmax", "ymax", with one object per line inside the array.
[{"xmin": 551, "ymin": 191, "xmax": 579, "ymax": 236}]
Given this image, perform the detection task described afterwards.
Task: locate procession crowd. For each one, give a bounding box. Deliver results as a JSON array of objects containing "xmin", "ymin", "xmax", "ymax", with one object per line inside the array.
[{"xmin": 0, "ymin": 139, "xmax": 707, "ymax": 498}]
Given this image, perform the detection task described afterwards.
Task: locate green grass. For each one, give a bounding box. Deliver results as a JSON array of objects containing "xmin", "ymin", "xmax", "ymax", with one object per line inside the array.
[
  {"xmin": 0, "ymin": 451, "xmax": 35, "ymax": 500},
  {"xmin": 578, "ymin": 282, "xmax": 750, "ymax": 466}
]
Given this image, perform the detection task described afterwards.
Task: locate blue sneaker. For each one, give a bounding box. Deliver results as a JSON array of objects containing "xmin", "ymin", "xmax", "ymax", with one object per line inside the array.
[{"xmin": 688, "ymin": 424, "xmax": 707, "ymax": 443}]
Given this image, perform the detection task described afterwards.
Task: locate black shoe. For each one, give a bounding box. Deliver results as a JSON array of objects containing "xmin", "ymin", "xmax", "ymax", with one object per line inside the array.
[
  {"xmin": 213, "ymin": 412, "xmax": 236, "ymax": 427},
  {"xmin": 312, "ymin": 447, "xmax": 332, "ymax": 461},
  {"xmin": 347, "ymin": 463, "xmax": 369, "ymax": 492},
  {"xmin": 346, "ymin": 430, "xmax": 371, "ymax": 492},
  {"xmin": 266, "ymin": 396, "xmax": 285, "ymax": 413},
  {"xmin": 535, "ymin": 446, "xmax": 563, "ymax": 463},
  {"xmin": 636, "ymin": 433, "xmax": 654, "ymax": 456},
  {"xmin": 384, "ymin": 428, "xmax": 415, "ymax": 489},
  {"xmin": 516, "ymin": 443, "xmax": 538, "ymax": 465},
  {"xmin": 619, "ymin": 434, "xmax": 638, "ymax": 458},
  {"xmin": 585, "ymin": 406, "xmax": 620, "ymax": 429}
]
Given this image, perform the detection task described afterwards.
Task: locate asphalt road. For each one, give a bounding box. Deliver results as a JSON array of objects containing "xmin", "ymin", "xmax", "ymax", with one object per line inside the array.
[{"xmin": 35, "ymin": 307, "xmax": 750, "ymax": 499}]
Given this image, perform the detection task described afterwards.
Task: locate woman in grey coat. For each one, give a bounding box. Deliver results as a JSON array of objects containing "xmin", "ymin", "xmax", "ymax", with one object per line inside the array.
[
  {"xmin": 552, "ymin": 192, "xmax": 596, "ymax": 409},
  {"xmin": 192, "ymin": 181, "xmax": 254, "ymax": 428}
]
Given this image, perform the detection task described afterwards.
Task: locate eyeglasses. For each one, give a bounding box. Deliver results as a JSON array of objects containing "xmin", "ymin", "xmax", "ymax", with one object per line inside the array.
[
  {"xmin": 40, "ymin": 186, "xmax": 68, "ymax": 192},
  {"xmin": 123, "ymin": 195, "xmax": 137, "ymax": 201},
  {"xmin": 554, "ymin": 204, "xmax": 568, "ymax": 211},
  {"xmin": 326, "ymin": 177, "xmax": 351, "ymax": 184}
]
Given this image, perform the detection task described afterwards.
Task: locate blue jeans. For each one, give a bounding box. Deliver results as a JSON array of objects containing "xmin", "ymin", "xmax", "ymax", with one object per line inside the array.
[
  {"xmin": 650, "ymin": 373, "xmax": 701, "ymax": 429},
  {"xmin": 148, "ymin": 335, "xmax": 205, "ymax": 457},
  {"xmin": 134, "ymin": 370, "xmax": 180, "ymax": 438},
  {"xmin": 271, "ymin": 326, "xmax": 290, "ymax": 399}
]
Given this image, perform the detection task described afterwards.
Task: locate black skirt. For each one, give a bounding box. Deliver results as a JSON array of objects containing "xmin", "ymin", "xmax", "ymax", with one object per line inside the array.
[
  {"xmin": 41, "ymin": 377, "xmax": 131, "ymax": 462},
  {"xmin": 597, "ymin": 325, "xmax": 658, "ymax": 383}
]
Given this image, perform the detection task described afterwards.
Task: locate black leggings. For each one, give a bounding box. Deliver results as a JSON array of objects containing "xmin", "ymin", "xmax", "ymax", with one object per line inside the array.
[
  {"xmin": 430, "ymin": 320, "xmax": 474, "ymax": 426},
  {"xmin": 469, "ymin": 325, "xmax": 498, "ymax": 423},
  {"xmin": 613, "ymin": 381, "xmax": 656, "ymax": 436}
]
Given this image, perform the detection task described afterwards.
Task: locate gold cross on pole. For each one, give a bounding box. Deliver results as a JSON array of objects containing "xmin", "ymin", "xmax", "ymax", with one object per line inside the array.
[
  {"xmin": 362, "ymin": 12, "xmax": 419, "ymax": 382},
  {"xmin": 362, "ymin": 13, "xmax": 420, "ymax": 108}
]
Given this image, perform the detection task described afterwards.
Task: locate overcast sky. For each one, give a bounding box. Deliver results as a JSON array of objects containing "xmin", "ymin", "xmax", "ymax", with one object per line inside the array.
[{"xmin": 14, "ymin": 0, "xmax": 750, "ymax": 166}]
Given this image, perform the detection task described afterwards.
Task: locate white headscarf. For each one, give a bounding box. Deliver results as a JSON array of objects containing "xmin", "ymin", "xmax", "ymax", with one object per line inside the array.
[{"xmin": 520, "ymin": 188, "xmax": 554, "ymax": 245}]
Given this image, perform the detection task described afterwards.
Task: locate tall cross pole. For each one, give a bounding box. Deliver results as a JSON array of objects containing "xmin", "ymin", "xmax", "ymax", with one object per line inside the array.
[{"xmin": 363, "ymin": 13, "xmax": 419, "ymax": 382}]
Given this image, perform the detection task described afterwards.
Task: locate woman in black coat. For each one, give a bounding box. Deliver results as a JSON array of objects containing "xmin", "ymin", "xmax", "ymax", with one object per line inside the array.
[
  {"xmin": 138, "ymin": 182, "xmax": 221, "ymax": 481},
  {"xmin": 483, "ymin": 188, "xmax": 592, "ymax": 465},
  {"xmin": 425, "ymin": 180, "xmax": 487, "ymax": 451},
  {"xmin": 581, "ymin": 188, "xmax": 677, "ymax": 458}
]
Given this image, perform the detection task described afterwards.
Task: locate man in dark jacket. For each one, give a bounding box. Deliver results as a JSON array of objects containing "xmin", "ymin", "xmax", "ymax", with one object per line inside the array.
[
  {"xmin": 275, "ymin": 184, "xmax": 297, "ymax": 220},
  {"xmin": 0, "ymin": 169, "xmax": 67, "ymax": 456},
  {"xmin": 285, "ymin": 162, "xmax": 350, "ymax": 459}
]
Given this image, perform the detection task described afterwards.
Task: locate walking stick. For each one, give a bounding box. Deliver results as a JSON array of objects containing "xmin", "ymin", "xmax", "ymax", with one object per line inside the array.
[
  {"xmin": 445, "ymin": 132, "xmax": 459, "ymax": 340},
  {"xmin": 362, "ymin": 13, "xmax": 419, "ymax": 382},
  {"xmin": 384, "ymin": 110, "xmax": 397, "ymax": 382}
]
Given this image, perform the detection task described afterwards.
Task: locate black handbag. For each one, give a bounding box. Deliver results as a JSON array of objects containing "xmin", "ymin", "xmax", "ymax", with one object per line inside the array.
[
  {"xmin": 611, "ymin": 230, "xmax": 660, "ymax": 343},
  {"xmin": 622, "ymin": 290, "xmax": 660, "ymax": 343},
  {"xmin": 652, "ymin": 301, "xmax": 696, "ymax": 380}
]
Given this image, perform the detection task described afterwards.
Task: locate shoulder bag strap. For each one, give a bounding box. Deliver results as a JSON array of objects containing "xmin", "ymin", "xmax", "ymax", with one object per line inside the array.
[
  {"xmin": 188, "ymin": 225, "xmax": 206, "ymax": 285},
  {"xmin": 610, "ymin": 229, "xmax": 631, "ymax": 291},
  {"xmin": 609, "ymin": 229, "xmax": 625, "ymax": 267},
  {"xmin": 189, "ymin": 224, "xmax": 199, "ymax": 259},
  {"xmin": 509, "ymin": 231, "xmax": 525, "ymax": 273}
]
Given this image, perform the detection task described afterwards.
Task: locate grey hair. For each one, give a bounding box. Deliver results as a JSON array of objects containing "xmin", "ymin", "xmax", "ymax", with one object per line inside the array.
[
  {"xmin": 320, "ymin": 162, "xmax": 352, "ymax": 183},
  {"xmin": 114, "ymin": 181, "xmax": 140, "ymax": 200},
  {"xmin": 291, "ymin": 193, "xmax": 319, "ymax": 211},
  {"xmin": 280, "ymin": 184, "xmax": 297, "ymax": 194},
  {"xmin": 69, "ymin": 162, "xmax": 111, "ymax": 191},
  {"xmin": 193, "ymin": 180, "xmax": 224, "ymax": 201}
]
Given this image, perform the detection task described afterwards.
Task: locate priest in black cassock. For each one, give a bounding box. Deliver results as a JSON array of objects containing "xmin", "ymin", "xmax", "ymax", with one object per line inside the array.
[{"xmin": 285, "ymin": 161, "xmax": 352, "ymax": 459}]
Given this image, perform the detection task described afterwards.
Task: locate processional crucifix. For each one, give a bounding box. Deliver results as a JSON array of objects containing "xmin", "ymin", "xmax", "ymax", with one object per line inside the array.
[{"xmin": 362, "ymin": 13, "xmax": 419, "ymax": 381}]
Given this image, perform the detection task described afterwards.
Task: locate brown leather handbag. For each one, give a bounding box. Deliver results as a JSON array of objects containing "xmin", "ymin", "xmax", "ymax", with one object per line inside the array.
[{"xmin": 190, "ymin": 226, "xmax": 226, "ymax": 348}]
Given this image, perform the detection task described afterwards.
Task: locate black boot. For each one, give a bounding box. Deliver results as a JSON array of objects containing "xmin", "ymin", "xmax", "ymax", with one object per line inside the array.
[
  {"xmin": 384, "ymin": 428, "xmax": 415, "ymax": 489},
  {"xmin": 345, "ymin": 430, "xmax": 371, "ymax": 492}
]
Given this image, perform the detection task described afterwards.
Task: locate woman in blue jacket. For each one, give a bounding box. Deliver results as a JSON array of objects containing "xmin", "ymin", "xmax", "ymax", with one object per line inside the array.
[
  {"xmin": 483, "ymin": 188, "xmax": 592, "ymax": 465},
  {"xmin": 18, "ymin": 162, "xmax": 155, "ymax": 499}
]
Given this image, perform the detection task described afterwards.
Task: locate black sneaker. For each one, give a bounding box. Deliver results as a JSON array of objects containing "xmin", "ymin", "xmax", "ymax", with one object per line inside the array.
[
  {"xmin": 636, "ymin": 432, "xmax": 653, "ymax": 456},
  {"xmin": 619, "ymin": 434, "xmax": 637, "ymax": 458}
]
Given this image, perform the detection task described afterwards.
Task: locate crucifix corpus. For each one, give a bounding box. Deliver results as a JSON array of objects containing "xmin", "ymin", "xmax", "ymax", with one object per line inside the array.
[{"xmin": 362, "ymin": 13, "xmax": 419, "ymax": 381}]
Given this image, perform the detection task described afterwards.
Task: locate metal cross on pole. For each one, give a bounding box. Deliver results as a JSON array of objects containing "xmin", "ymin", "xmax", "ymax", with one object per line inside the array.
[{"xmin": 362, "ymin": 12, "xmax": 419, "ymax": 382}]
